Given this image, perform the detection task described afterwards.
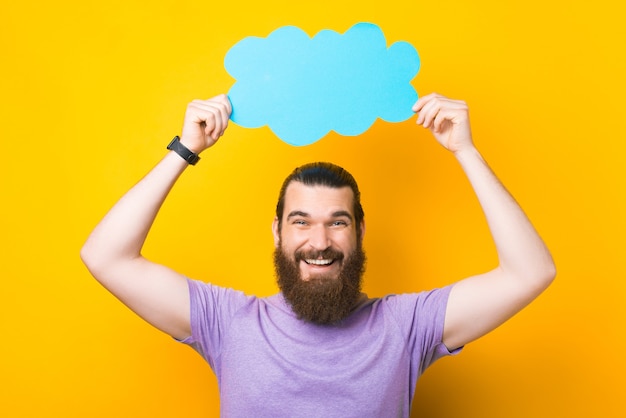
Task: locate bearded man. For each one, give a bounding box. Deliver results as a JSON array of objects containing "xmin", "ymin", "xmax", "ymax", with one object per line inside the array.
[
  {"xmin": 273, "ymin": 162, "xmax": 367, "ymax": 325},
  {"xmin": 81, "ymin": 93, "xmax": 555, "ymax": 417}
]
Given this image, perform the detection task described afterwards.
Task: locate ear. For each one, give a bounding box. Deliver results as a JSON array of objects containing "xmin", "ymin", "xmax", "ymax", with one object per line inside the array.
[
  {"xmin": 272, "ymin": 217, "xmax": 280, "ymax": 247},
  {"xmin": 358, "ymin": 220, "xmax": 366, "ymax": 243}
]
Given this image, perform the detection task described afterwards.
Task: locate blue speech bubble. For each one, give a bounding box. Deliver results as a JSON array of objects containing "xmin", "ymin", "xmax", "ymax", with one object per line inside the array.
[{"xmin": 225, "ymin": 23, "xmax": 420, "ymax": 146}]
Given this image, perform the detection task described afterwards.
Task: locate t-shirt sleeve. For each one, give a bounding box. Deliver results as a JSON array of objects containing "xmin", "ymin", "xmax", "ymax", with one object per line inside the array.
[
  {"xmin": 178, "ymin": 278, "xmax": 252, "ymax": 370},
  {"xmin": 386, "ymin": 284, "xmax": 462, "ymax": 375}
]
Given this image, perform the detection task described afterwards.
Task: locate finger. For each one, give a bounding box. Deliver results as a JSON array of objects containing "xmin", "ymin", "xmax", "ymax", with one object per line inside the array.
[
  {"xmin": 416, "ymin": 98, "xmax": 441, "ymax": 128},
  {"xmin": 418, "ymin": 96, "xmax": 469, "ymax": 130},
  {"xmin": 205, "ymin": 94, "xmax": 231, "ymax": 121},
  {"xmin": 218, "ymin": 94, "xmax": 233, "ymax": 116},
  {"xmin": 212, "ymin": 105, "xmax": 229, "ymax": 139},
  {"xmin": 215, "ymin": 96, "xmax": 231, "ymax": 136},
  {"xmin": 193, "ymin": 100, "xmax": 227, "ymax": 140},
  {"xmin": 432, "ymin": 109, "xmax": 452, "ymax": 133},
  {"xmin": 412, "ymin": 92, "xmax": 444, "ymax": 113},
  {"xmin": 186, "ymin": 95, "xmax": 232, "ymax": 141},
  {"xmin": 209, "ymin": 95, "xmax": 233, "ymax": 138}
]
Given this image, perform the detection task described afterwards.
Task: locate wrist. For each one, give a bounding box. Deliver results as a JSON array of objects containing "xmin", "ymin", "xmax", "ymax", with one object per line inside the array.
[
  {"xmin": 453, "ymin": 145, "xmax": 484, "ymax": 167},
  {"xmin": 167, "ymin": 136, "xmax": 200, "ymax": 165},
  {"xmin": 453, "ymin": 144, "xmax": 479, "ymax": 159}
]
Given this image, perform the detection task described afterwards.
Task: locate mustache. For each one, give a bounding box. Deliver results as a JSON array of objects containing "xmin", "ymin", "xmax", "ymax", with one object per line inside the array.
[{"xmin": 294, "ymin": 248, "xmax": 345, "ymax": 262}]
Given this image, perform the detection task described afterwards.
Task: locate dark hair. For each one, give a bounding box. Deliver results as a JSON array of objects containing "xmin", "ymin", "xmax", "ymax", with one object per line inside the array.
[{"xmin": 275, "ymin": 162, "xmax": 364, "ymax": 234}]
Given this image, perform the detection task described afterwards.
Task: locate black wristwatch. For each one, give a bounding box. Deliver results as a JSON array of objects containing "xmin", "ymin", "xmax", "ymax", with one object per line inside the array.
[{"xmin": 167, "ymin": 136, "xmax": 200, "ymax": 165}]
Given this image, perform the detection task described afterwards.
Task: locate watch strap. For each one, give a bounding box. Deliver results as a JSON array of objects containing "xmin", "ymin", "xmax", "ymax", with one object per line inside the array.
[{"xmin": 167, "ymin": 136, "xmax": 200, "ymax": 165}]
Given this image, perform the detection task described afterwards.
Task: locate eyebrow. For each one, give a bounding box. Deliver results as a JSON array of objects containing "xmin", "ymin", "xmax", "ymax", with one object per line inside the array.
[
  {"xmin": 331, "ymin": 210, "xmax": 353, "ymax": 220},
  {"xmin": 286, "ymin": 210, "xmax": 309, "ymax": 220},
  {"xmin": 286, "ymin": 210, "xmax": 353, "ymax": 220}
]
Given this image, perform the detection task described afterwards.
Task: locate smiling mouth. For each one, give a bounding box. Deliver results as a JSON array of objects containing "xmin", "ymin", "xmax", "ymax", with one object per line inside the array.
[{"xmin": 304, "ymin": 258, "xmax": 335, "ymax": 266}]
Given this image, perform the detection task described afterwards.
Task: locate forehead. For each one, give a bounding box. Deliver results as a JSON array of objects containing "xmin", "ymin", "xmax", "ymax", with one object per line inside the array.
[{"xmin": 283, "ymin": 182, "xmax": 355, "ymax": 216}]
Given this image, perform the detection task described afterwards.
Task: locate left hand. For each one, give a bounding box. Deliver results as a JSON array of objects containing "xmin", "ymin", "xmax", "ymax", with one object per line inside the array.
[{"xmin": 412, "ymin": 93, "xmax": 474, "ymax": 154}]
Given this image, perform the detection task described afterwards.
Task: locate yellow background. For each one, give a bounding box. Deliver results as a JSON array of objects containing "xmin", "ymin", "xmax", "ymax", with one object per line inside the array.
[{"xmin": 2, "ymin": 0, "xmax": 624, "ymax": 416}]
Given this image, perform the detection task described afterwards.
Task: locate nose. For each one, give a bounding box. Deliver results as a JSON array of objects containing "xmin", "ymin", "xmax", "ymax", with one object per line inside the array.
[{"xmin": 308, "ymin": 224, "xmax": 331, "ymax": 251}]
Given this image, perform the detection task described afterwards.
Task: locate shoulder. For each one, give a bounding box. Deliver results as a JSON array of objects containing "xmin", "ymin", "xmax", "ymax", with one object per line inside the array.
[
  {"xmin": 186, "ymin": 278, "xmax": 258, "ymax": 314},
  {"xmin": 378, "ymin": 285, "xmax": 455, "ymax": 311}
]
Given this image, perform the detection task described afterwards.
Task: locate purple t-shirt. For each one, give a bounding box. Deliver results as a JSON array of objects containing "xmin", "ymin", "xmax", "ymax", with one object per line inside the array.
[{"xmin": 181, "ymin": 279, "xmax": 459, "ymax": 417}]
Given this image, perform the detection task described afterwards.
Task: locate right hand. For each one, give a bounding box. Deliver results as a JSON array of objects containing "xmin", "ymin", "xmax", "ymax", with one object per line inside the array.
[{"xmin": 180, "ymin": 94, "xmax": 232, "ymax": 153}]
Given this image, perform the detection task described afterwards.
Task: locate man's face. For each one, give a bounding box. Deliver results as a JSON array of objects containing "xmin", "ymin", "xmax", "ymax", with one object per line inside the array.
[
  {"xmin": 273, "ymin": 182, "xmax": 363, "ymax": 281},
  {"xmin": 272, "ymin": 182, "xmax": 366, "ymax": 324}
]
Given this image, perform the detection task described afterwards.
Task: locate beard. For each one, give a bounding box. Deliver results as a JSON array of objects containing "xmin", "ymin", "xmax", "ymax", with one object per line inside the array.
[{"xmin": 274, "ymin": 242, "xmax": 366, "ymax": 325}]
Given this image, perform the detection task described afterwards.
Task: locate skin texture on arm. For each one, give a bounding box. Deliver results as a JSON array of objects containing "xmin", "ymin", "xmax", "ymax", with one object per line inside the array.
[
  {"xmin": 80, "ymin": 95, "xmax": 232, "ymax": 341},
  {"xmin": 412, "ymin": 93, "xmax": 556, "ymax": 351}
]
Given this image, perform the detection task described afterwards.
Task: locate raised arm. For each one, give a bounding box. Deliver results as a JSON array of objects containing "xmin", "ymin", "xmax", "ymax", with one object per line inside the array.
[
  {"xmin": 80, "ymin": 94, "xmax": 232, "ymax": 340},
  {"xmin": 412, "ymin": 93, "xmax": 556, "ymax": 351}
]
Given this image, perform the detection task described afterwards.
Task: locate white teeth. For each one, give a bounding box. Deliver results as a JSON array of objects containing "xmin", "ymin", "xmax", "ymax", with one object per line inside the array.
[{"xmin": 305, "ymin": 259, "xmax": 333, "ymax": 266}]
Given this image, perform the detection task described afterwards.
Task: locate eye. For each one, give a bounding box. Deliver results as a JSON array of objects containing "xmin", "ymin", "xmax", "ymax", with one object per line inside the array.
[
  {"xmin": 330, "ymin": 220, "xmax": 348, "ymax": 227},
  {"xmin": 292, "ymin": 219, "xmax": 308, "ymax": 226}
]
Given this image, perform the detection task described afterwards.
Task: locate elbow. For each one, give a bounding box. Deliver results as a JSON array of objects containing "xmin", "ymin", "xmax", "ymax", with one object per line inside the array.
[
  {"xmin": 80, "ymin": 241, "xmax": 98, "ymax": 275},
  {"xmin": 542, "ymin": 249, "xmax": 557, "ymax": 283},
  {"xmin": 545, "ymin": 259, "xmax": 557, "ymax": 287},
  {"xmin": 531, "ymin": 255, "xmax": 557, "ymax": 293},
  {"xmin": 530, "ymin": 239, "xmax": 557, "ymax": 288},
  {"xmin": 537, "ymin": 263, "xmax": 556, "ymax": 293},
  {"xmin": 504, "ymin": 254, "xmax": 556, "ymax": 294},
  {"xmin": 80, "ymin": 238, "xmax": 139, "ymax": 285},
  {"xmin": 546, "ymin": 257, "xmax": 557, "ymax": 281},
  {"xmin": 80, "ymin": 239, "xmax": 108, "ymax": 280}
]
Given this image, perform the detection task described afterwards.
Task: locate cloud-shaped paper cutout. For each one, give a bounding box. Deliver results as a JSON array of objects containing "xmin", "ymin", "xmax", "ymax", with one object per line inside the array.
[{"xmin": 225, "ymin": 23, "xmax": 420, "ymax": 146}]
